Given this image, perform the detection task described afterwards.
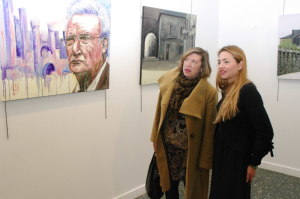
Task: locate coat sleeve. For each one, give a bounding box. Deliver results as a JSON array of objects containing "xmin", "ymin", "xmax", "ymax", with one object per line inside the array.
[
  {"xmin": 198, "ymin": 88, "xmax": 218, "ymax": 169},
  {"xmin": 150, "ymin": 92, "xmax": 162, "ymax": 142},
  {"xmin": 241, "ymin": 84, "xmax": 274, "ymax": 166}
]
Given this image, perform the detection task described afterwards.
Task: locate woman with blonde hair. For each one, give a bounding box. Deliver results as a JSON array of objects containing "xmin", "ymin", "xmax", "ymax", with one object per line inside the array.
[
  {"xmin": 209, "ymin": 45, "xmax": 274, "ymax": 199},
  {"xmin": 151, "ymin": 47, "xmax": 217, "ymax": 199}
]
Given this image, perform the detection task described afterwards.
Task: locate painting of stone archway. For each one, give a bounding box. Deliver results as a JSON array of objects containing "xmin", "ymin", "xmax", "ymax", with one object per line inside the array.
[{"xmin": 140, "ymin": 6, "xmax": 197, "ymax": 85}]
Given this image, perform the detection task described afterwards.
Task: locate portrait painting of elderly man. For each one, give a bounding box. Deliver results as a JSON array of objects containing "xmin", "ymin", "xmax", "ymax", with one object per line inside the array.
[
  {"xmin": 65, "ymin": 0, "xmax": 110, "ymax": 92},
  {"xmin": 0, "ymin": 0, "xmax": 110, "ymax": 101}
]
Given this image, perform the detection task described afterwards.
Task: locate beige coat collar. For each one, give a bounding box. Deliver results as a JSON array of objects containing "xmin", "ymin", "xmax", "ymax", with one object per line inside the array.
[{"xmin": 158, "ymin": 67, "xmax": 207, "ymax": 120}]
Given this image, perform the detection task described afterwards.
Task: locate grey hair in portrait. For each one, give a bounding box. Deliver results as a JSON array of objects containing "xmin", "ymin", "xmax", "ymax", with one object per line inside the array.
[{"xmin": 66, "ymin": 0, "xmax": 110, "ymax": 38}]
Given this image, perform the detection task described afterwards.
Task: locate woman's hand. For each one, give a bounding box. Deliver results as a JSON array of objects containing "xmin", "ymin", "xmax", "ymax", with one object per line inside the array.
[{"xmin": 246, "ymin": 166, "xmax": 257, "ymax": 183}]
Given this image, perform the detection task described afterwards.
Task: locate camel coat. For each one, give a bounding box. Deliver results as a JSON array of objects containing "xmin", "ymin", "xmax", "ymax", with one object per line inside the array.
[{"xmin": 150, "ymin": 68, "xmax": 217, "ymax": 199}]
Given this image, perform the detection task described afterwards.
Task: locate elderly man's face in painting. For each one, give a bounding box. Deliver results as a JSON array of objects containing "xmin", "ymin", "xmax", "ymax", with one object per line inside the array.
[{"xmin": 66, "ymin": 14, "xmax": 103, "ymax": 77}]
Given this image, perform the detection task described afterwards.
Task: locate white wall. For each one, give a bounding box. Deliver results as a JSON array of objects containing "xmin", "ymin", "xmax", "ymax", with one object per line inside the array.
[
  {"xmin": 0, "ymin": 0, "xmax": 299, "ymax": 199},
  {"xmin": 0, "ymin": 0, "xmax": 218, "ymax": 199},
  {"xmin": 218, "ymin": 0, "xmax": 300, "ymax": 177}
]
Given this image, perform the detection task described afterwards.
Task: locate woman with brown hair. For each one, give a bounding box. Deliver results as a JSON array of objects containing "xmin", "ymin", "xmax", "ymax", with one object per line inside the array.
[
  {"xmin": 209, "ymin": 45, "xmax": 274, "ymax": 199},
  {"xmin": 150, "ymin": 47, "xmax": 217, "ymax": 199}
]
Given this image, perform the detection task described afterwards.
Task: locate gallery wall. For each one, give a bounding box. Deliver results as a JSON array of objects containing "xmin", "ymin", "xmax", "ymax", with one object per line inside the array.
[
  {"xmin": 0, "ymin": 0, "xmax": 218, "ymax": 198},
  {"xmin": 0, "ymin": 0, "xmax": 299, "ymax": 199},
  {"xmin": 218, "ymin": 0, "xmax": 300, "ymax": 178}
]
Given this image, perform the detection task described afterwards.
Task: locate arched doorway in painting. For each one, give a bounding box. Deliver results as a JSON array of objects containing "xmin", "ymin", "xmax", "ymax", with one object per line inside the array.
[
  {"xmin": 42, "ymin": 63, "xmax": 55, "ymax": 78},
  {"xmin": 144, "ymin": 33, "xmax": 157, "ymax": 58}
]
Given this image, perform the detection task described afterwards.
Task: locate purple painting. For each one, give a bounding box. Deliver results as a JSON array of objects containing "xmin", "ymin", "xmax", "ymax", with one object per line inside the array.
[{"xmin": 0, "ymin": 0, "xmax": 111, "ymax": 101}]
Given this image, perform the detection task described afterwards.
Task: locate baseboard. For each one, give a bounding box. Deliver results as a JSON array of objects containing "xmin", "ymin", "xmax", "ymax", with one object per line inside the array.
[
  {"xmin": 113, "ymin": 185, "xmax": 146, "ymax": 199},
  {"xmin": 260, "ymin": 161, "xmax": 300, "ymax": 178}
]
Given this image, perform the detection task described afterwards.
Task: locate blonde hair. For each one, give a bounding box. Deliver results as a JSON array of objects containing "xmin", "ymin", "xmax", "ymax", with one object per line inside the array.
[
  {"xmin": 215, "ymin": 45, "xmax": 250, "ymax": 123},
  {"xmin": 178, "ymin": 47, "xmax": 211, "ymax": 78}
]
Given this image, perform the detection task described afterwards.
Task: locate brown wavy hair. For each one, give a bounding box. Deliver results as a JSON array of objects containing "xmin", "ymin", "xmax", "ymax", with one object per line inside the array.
[
  {"xmin": 215, "ymin": 45, "xmax": 250, "ymax": 123},
  {"xmin": 168, "ymin": 47, "xmax": 211, "ymax": 111},
  {"xmin": 178, "ymin": 47, "xmax": 211, "ymax": 78}
]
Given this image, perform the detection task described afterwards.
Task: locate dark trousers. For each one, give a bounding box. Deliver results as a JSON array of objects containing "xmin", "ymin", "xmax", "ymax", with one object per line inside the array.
[
  {"xmin": 165, "ymin": 178, "xmax": 185, "ymax": 199},
  {"xmin": 165, "ymin": 179, "xmax": 180, "ymax": 199}
]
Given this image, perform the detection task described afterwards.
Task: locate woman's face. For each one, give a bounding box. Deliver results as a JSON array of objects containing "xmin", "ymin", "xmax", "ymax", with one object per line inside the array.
[
  {"xmin": 218, "ymin": 51, "xmax": 243, "ymax": 83},
  {"xmin": 182, "ymin": 53, "xmax": 202, "ymax": 79}
]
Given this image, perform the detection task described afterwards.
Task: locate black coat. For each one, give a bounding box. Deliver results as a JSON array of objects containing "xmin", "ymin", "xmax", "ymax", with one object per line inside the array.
[{"xmin": 216, "ymin": 83, "xmax": 274, "ymax": 166}]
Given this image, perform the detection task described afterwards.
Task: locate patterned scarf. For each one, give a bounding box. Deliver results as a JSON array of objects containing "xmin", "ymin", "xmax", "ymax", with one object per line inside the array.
[{"xmin": 169, "ymin": 72, "xmax": 201, "ymax": 111}]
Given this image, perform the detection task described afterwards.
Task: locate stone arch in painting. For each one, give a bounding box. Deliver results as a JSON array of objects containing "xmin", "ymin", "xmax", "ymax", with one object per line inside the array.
[
  {"xmin": 40, "ymin": 45, "xmax": 53, "ymax": 57},
  {"xmin": 42, "ymin": 63, "xmax": 55, "ymax": 78},
  {"xmin": 144, "ymin": 32, "xmax": 158, "ymax": 58}
]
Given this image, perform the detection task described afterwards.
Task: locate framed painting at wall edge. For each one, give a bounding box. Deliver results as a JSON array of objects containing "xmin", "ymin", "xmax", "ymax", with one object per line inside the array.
[
  {"xmin": 277, "ymin": 13, "xmax": 300, "ymax": 80},
  {"xmin": 0, "ymin": 0, "xmax": 111, "ymax": 101},
  {"xmin": 140, "ymin": 6, "xmax": 197, "ymax": 85}
]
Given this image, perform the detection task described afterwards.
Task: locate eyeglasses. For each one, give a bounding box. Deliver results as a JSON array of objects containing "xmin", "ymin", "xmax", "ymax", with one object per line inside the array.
[{"xmin": 65, "ymin": 34, "xmax": 100, "ymax": 46}]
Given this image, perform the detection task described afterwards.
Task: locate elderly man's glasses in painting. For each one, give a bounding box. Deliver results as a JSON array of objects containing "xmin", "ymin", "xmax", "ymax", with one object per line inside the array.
[{"xmin": 65, "ymin": 34, "xmax": 100, "ymax": 46}]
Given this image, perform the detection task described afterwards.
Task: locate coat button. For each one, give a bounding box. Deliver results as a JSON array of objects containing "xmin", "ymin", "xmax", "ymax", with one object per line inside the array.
[{"xmin": 190, "ymin": 133, "xmax": 195, "ymax": 138}]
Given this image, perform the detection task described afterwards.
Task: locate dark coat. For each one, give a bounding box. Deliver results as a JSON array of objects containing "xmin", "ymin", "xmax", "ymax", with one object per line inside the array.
[
  {"xmin": 209, "ymin": 83, "xmax": 274, "ymax": 199},
  {"xmin": 150, "ymin": 67, "xmax": 218, "ymax": 199},
  {"xmin": 216, "ymin": 83, "xmax": 274, "ymax": 165},
  {"xmin": 95, "ymin": 62, "xmax": 109, "ymax": 90},
  {"xmin": 72, "ymin": 62, "xmax": 109, "ymax": 92}
]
